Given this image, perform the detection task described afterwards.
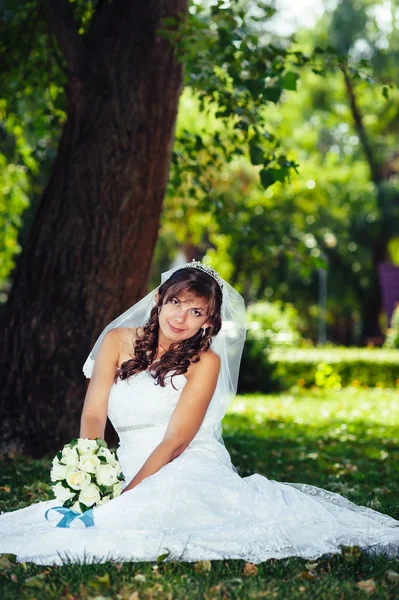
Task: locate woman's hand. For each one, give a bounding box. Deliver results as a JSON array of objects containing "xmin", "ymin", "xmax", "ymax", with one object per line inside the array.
[{"xmin": 118, "ymin": 351, "xmax": 221, "ymax": 493}]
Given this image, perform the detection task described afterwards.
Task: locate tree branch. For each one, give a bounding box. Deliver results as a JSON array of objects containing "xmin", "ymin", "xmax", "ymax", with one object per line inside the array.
[
  {"xmin": 40, "ymin": 0, "xmax": 86, "ymax": 76},
  {"xmin": 341, "ymin": 65, "xmax": 382, "ymax": 185}
]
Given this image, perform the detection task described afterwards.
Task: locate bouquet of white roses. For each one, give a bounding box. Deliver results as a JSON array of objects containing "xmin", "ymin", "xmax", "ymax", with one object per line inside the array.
[{"xmin": 50, "ymin": 437, "xmax": 125, "ymax": 514}]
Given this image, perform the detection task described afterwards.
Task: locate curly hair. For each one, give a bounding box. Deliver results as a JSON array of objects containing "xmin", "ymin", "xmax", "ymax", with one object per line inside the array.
[{"xmin": 117, "ymin": 267, "xmax": 223, "ymax": 386}]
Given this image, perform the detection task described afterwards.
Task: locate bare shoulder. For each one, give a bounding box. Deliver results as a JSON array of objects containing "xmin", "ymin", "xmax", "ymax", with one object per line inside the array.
[
  {"xmin": 113, "ymin": 326, "xmax": 142, "ymax": 342},
  {"xmin": 110, "ymin": 327, "xmax": 142, "ymax": 358},
  {"xmin": 186, "ymin": 349, "xmax": 221, "ymax": 379}
]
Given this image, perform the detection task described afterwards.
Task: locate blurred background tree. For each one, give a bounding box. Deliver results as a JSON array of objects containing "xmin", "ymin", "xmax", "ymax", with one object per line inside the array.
[{"xmin": 152, "ymin": 0, "xmax": 399, "ymax": 346}]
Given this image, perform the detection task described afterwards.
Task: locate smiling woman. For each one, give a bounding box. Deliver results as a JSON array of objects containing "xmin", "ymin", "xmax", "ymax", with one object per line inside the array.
[{"xmin": 116, "ymin": 266, "xmax": 223, "ymax": 387}]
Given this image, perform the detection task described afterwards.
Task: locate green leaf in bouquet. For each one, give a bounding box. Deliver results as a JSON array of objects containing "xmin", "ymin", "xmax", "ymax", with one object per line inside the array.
[
  {"xmin": 79, "ymin": 502, "xmax": 89, "ymax": 513},
  {"xmin": 95, "ymin": 438, "xmax": 108, "ymax": 448},
  {"xmin": 117, "ymin": 473, "xmax": 125, "ymax": 481},
  {"xmin": 103, "ymin": 485, "xmax": 115, "ymax": 494},
  {"xmin": 98, "ymin": 485, "xmax": 108, "ymax": 494},
  {"xmin": 69, "ymin": 438, "xmax": 78, "ymax": 447},
  {"xmin": 61, "ymin": 481, "xmax": 72, "ymax": 490},
  {"xmin": 63, "ymin": 498, "xmax": 75, "ymax": 509},
  {"xmin": 97, "ymin": 455, "xmax": 107, "ymax": 463},
  {"xmin": 56, "ymin": 451, "xmax": 63, "ymax": 461}
]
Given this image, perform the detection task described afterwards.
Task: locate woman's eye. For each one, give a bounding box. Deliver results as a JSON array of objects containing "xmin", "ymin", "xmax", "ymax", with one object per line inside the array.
[
  {"xmin": 171, "ymin": 298, "xmax": 179, "ymax": 305},
  {"xmin": 192, "ymin": 310, "xmax": 202, "ymax": 317}
]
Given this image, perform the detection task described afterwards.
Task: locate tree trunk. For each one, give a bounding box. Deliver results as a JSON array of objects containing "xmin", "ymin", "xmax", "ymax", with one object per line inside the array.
[
  {"xmin": 361, "ymin": 238, "xmax": 388, "ymax": 341},
  {"xmin": 341, "ymin": 66, "xmax": 388, "ymax": 342},
  {"xmin": 0, "ymin": 0, "xmax": 187, "ymax": 457}
]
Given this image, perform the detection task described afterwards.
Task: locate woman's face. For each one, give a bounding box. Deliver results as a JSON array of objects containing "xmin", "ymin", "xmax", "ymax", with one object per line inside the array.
[{"xmin": 158, "ymin": 294, "xmax": 211, "ymax": 343}]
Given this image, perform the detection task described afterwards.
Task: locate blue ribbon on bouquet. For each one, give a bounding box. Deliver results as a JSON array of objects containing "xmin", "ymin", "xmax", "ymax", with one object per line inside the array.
[{"xmin": 45, "ymin": 506, "xmax": 95, "ymax": 528}]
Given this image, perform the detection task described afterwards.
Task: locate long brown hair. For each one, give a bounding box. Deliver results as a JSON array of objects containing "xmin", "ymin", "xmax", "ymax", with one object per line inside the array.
[{"xmin": 117, "ymin": 267, "xmax": 223, "ymax": 386}]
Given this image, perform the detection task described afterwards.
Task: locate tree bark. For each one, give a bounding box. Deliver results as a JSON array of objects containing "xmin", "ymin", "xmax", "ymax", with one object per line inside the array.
[
  {"xmin": 0, "ymin": 0, "xmax": 187, "ymax": 457},
  {"xmin": 341, "ymin": 65, "xmax": 388, "ymax": 341}
]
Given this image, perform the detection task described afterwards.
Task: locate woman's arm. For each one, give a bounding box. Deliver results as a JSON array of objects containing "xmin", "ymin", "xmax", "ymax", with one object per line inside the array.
[
  {"xmin": 79, "ymin": 329, "xmax": 120, "ymax": 439},
  {"xmin": 122, "ymin": 350, "xmax": 221, "ymax": 493}
]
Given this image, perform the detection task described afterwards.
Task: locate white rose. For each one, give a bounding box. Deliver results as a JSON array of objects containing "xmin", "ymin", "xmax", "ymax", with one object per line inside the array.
[
  {"xmin": 97, "ymin": 447, "xmax": 113, "ymax": 462},
  {"xmin": 50, "ymin": 461, "xmax": 68, "ymax": 482},
  {"xmin": 77, "ymin": 438, "xmax": 99, "ymax": 456},
  {"xmin": 96, "ymin": 464, "xmax": 118, "ymax": 487},
  {"xmin": 66, "ymin": 468, "xmax": 91, "ymax": 490},
  {"xmin": 61, "ymin": 446, "xmax": 79, "ymax": 467},
  {"xmin": 79, "ymin": 454, "xmax": 101, "ymax": 473},
  {"xmin": 52, "ymin": 482, "xmax": 75, "ymax": 503},
  {"xmin": 112, "ymin": 482, "xmax": 123, "ymax": 497},
  {"xmin": 113, "ymin": 459, "xmax": 123, "ymax": 472},
  {"xmin": 79, "ymin": 483, "xmax": 101, "ymax": 507}
]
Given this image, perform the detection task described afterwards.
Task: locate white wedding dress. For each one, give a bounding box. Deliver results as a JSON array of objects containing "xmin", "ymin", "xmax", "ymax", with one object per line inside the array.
[{"xmin": 1, "ymin": 370, "xmax": 398, "ymax": 565}]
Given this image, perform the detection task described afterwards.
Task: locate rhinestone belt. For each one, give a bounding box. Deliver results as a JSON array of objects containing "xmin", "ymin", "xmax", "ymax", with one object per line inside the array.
[{"xmin": 117, "ymin": 423, "xmax": 155, "ymax": 433}]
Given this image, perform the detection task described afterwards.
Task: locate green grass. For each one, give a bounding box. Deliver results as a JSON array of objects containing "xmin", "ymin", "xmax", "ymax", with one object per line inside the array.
[{"xmin": 1, "ymin": 387, "xmax": 399, "ymax": 599}]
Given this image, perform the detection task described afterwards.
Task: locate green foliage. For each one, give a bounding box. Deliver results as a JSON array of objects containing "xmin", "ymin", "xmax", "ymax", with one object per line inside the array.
[
  {"xmin": 238, "ymin": 336, "xmax": 275, "ymax": 394},
  {"xmin": 1, "ymin": 387, "xmax": 399, "ymax": 598},
  {"xmin": 0, "ymin": 1, "xmax": 65, "ymax": 295},
  {"xmin": 247, "ymin": 300, "xmax": 304, "ymax": 346},
  {"xmin": 240, "ymin": 343, "xmax": 399, "ymax": 393},
  {"xmin": 271, "ymin": 347, "xmax": 399, "ymax": 391},
  {"xmin": 239, "ymin": 300, "xmax": 305, "ymax": 393},
  {"xmin": 314, "ymin": 362, "xmax": 342, "ymax": 390},
  {"xmin": 384, "ymin": 305, "xmax": 399, "ymax": 349},
  {"xmin": 0, "ymin": 153, "xmax": 29, "ymax": 294}
]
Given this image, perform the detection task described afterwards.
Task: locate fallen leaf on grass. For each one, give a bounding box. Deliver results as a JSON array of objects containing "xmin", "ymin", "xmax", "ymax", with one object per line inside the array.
[
  {"xmin": 94, "ymin": 574, "xmax": 110, "ymax": 586},
  {"xmin": 242, "ymin": 562, "xmax": 258, "ymax": 577},
  {"xmin": 304, "ymin": 562, "xmax": 318, "ymax": 571},
  {"xmin": 146, "ymin": 583, "xmax": 164, "ymax": 595},
  {"xmin": 87, "ymin": 573, "xmax": 111, "ymax": 592},
  {"xmin": 386, "ymin": 570, "xmax": 399, "ymax": 582},
  {"xmin": 0, "ymin": 554, "xmax": 17, "ymax": 573},
  {"xmin": 301, "ymin": 570, "xmax": 317, "ymax": 581},
  {"xmin": 133, "ymin": 574, "xmax": 146, "ymax": 583},
  {"xmin": 0, "ymin": 486, "xmax": 10, "ymax": 493},
  {"xmin": 118, "ymin": 585, "xmax": 140, "ymax": 599},
  {"xmin": 194, "ymin": 560, "xmax": 212, "ymax": 573},
  {"xmin": 23, "ymin": 573, "xmax": 48, "ymax": 588},
  {"xmin": 356, "ymin": 579, "xmax": 376, "ymax": 593}
]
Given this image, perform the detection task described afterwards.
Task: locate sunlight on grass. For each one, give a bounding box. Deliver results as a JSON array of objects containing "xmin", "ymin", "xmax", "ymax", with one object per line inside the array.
[{"xmin": 224, "ymin": 388, "xmax": 399, "ymax": 512}]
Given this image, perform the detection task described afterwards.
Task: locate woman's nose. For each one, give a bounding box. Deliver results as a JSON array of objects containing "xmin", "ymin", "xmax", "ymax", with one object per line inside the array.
[{"xmin": 174, "ymin": 308, "xmax": 185, "ymax": 323}]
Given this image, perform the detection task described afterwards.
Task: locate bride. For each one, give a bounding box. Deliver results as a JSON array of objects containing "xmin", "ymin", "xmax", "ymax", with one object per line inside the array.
[{"xmin": 0, "ymin": 260, "xmax": 398, "ymax": 565}]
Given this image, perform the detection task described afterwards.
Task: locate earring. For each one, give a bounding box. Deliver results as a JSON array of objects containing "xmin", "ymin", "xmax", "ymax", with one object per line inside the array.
[{"xmin": 202, "ymin": 326, "xmax": 207, "ymax": 337}]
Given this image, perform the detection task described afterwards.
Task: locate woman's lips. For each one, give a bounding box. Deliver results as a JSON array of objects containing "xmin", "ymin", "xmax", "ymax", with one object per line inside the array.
[{"xmin": 168, "ymin": 321, "xmax": 185, "ymax": 333}]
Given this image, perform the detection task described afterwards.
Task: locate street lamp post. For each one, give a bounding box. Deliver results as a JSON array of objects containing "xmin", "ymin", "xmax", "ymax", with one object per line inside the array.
[{"xmin": 318, "ymin": 253, "xmax": 328, "ymax": 345}]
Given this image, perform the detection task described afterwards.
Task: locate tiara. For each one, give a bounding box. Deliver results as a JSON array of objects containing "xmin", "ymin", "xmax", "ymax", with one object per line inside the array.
[{"xmin": 183, "ymin": 259, "xmax": 223, "ymax": 289}]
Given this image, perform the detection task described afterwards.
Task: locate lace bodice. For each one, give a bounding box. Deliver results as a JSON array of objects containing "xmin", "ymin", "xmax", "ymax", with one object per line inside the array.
[{"xmin": 108, "ymin": 370, "xmax": 187, "ymax": 434}]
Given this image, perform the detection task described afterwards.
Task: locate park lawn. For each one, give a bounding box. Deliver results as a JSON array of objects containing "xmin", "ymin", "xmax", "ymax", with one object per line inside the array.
[{"xmin": 0, "ymin": 387, "xmax": 399, "ymax": 599}]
